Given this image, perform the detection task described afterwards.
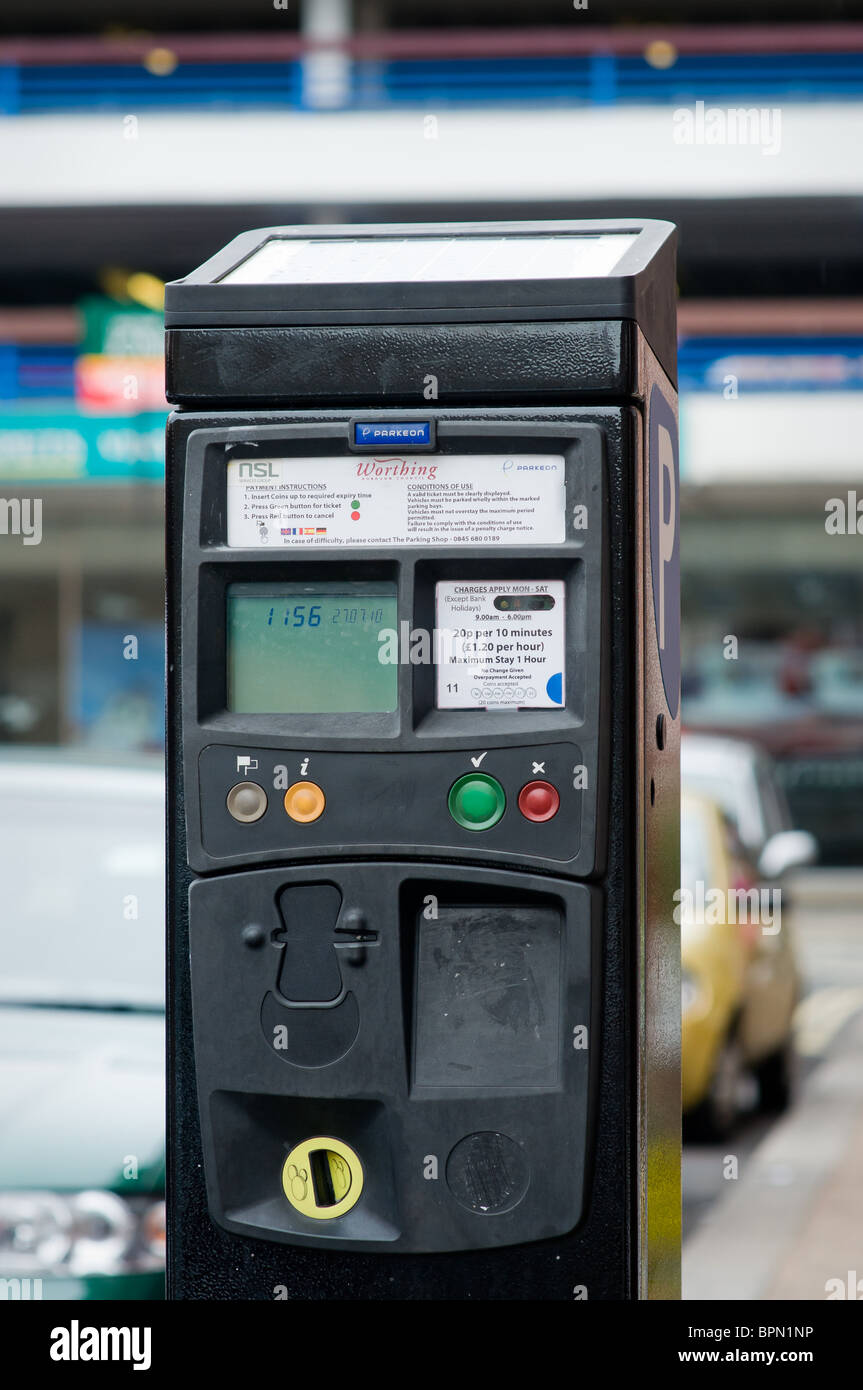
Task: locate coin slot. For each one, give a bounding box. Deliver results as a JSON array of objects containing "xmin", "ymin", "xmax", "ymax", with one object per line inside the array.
[{"xmin": 310, "ymin": 1148, "xmax": 351, "ymax": 1208}]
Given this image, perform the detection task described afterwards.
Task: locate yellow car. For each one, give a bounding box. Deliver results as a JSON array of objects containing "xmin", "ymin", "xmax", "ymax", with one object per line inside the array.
[{"xmin": 680, "ymin": 793, "xmax": 799, "ymax": 1139}]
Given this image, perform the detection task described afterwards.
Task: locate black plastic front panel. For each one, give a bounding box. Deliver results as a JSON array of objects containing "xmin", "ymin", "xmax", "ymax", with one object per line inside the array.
[
  {"xmin": 167, "ymin": 403, "xmax": 638, "ymax": 1298},
  {"xmin": 166, "ymin": 319, "xmax": 637, "ymax": 409}
]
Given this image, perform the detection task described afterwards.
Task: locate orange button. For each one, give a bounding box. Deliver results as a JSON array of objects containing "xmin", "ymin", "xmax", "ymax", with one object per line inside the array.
[{"xmin": 284, "ymin": 781, "xmax": 326, "ymax": 823}]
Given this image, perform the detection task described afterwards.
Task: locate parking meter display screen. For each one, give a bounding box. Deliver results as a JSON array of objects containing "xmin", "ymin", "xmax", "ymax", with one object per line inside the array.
[{"xmin": 226, "ymin": 582, "xmax": 397, "ymax": 713}]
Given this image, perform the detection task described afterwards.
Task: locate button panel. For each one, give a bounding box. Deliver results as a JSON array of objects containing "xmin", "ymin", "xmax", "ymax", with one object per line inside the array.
[{"xmin": 199, "ymin": 743, "xmax": 585, "ymax": 868}]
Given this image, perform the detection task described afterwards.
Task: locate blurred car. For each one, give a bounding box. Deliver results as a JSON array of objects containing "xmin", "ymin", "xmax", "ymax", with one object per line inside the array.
[
  {"xmin": 0, "ymin": 752, "xmax": 165, "ymax": 1299},
  {"xmin": 681, "ymin": 731, "xmax": 818, "ymax": 880},
  {"xmin": 681, "ymin": 792, "xmax": 800, "ymax": 1139}
]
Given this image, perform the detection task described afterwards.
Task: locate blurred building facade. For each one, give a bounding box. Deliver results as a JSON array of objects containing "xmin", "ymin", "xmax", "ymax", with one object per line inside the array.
[{"xmin": 1, "ymin": 0, "xmax": 862, "ymax": 853}]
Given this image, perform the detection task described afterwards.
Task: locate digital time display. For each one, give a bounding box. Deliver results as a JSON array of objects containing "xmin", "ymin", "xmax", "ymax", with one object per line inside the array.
[{"xmin": 226, "ymin": 582, "xmax": 398, "ymax": 714}]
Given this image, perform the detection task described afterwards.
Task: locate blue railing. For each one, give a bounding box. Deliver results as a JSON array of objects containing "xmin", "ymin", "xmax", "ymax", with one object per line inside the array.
[
  {"xmin": 374, "ymin": 53, "xmax": 863, "ymax": 108},
  {"xmin": 0, "ymin": 52, "xmax": 862, "ymax": 115},
  {"xmin": 7, "ymin": 62, "xmax": 303, "ymax": 112},
  {"xmin": 678, "ymin": 337, "xmax": 863, "ymax": 393},
  {"xmin": 0, "ymin": 345, "xmax": 77, "ymax": 401}
]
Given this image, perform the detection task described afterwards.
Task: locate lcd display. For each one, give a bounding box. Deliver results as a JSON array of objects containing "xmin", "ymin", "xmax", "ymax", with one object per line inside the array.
[{"xmin": 226, "ymin": 582, "xmax": 398, "ymax": 714}]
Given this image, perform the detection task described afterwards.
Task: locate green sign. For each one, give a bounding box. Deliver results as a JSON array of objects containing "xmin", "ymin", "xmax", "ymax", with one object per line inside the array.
[{"xmin": 79, "ymin": 296, "xmax": 164, "ymax": 358}]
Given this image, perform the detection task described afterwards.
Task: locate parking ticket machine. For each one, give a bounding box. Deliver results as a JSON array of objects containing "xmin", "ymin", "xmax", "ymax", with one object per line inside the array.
[{"xmin": 165, "ymin": 220, "xmax": 681, "ymax": 1300}]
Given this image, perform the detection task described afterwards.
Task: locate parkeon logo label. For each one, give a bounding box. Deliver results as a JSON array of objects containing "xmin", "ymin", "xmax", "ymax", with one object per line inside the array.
[{"xmin": 353, "ymin": 421, "xmax": 431, "ymax": 447}]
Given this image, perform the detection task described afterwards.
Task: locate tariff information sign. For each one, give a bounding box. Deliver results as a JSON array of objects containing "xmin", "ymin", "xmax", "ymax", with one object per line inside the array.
[
  {"xmin": 435, "ymin": 580, "xmax": 566, "ymax": 709},
  {"xmin": 226, "ymin": 455, "xmax": 565, "ymax": 547}
]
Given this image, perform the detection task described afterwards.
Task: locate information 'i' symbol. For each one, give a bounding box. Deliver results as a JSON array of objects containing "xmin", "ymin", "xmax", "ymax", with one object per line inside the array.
[{"xmin": 350, "ymin": 498, "xmax": 361, "ymax": 521}]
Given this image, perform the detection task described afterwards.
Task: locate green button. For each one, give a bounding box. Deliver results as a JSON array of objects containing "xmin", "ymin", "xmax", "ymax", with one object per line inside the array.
[{"xmin": 448, "ymin": 773, "xmax": 506, "ymax": 831}]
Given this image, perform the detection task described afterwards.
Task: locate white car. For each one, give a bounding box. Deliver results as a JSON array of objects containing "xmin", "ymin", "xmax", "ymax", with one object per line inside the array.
[{"xmin": 681, "ymin": 732, "xmax": 818, "ymax": 881}]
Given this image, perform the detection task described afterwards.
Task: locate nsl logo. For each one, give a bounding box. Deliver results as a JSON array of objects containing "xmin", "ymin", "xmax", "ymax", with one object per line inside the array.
[{"xmin": 239, "ymin": 462, "xmax": 278, "ymax": 479}]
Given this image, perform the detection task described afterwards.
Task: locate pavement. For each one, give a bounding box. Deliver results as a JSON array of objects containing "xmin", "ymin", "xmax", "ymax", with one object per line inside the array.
[{"xmin": 686, "ymin": 867, "xmax": 861, "ymax": 1301}]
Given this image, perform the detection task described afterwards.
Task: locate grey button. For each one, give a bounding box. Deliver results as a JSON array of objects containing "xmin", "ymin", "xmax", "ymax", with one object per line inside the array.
[{"xmin": 226, "ymin": 781, "xmax": 267, "ymax": 823}]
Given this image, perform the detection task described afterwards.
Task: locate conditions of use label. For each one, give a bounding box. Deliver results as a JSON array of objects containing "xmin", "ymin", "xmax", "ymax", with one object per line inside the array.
[{"xmin": 226, "ymin": 455, "xmax": 565, "ymax": 548}]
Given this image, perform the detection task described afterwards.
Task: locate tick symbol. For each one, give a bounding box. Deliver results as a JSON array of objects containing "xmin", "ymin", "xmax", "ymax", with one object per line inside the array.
[
  {"xmin": 532, "ymin": 761, "xmax": 546, "ymax": 775},
  {"xmin": 470, "ymin": 752, "xmax": 488, "ymax": 768}
]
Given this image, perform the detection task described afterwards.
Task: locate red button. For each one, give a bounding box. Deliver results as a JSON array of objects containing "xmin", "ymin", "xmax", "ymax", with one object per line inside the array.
[{"xmin": 517, "ymin": 780, "xmax": 560, "ymax": 822}]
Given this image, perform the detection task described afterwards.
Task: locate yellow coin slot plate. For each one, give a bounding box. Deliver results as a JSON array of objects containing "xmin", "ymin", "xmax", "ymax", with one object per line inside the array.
[{"xmin": 281, "ymin": 1136, "xmax": 363, "ymax": 1220}]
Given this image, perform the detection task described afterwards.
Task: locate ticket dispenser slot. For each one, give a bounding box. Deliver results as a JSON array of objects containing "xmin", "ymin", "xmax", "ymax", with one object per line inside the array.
[{"xmin": 166, "ymin": 219, "xmax": 681, "ymax": 1300}]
